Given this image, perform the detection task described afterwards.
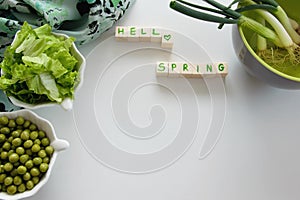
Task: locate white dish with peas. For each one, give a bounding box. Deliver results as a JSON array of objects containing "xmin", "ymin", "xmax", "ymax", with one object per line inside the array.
[{"xmin": 0, "ymin": 109, "xmax": 69, "ymax": 200}]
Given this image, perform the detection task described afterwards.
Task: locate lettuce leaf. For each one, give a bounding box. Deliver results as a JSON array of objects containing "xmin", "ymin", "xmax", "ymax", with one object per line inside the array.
[{"xmin": 0, "ymin": 21, "xmax": 79, "ymax": 104}]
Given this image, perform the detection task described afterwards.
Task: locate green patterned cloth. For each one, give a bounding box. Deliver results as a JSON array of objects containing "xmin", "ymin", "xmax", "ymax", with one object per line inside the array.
[
  {"xmin": 0, "ymin": 0, "xmax": 134, "ymax": 58},
  {"xmin": 0, "ymin": 0, "xmax": 134, "ymax": 111}
]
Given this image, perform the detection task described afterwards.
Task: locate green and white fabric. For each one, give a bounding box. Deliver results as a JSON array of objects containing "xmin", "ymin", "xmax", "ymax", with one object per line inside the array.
[{"xmin": 0, "ymin": 0, "xmax": 134, "ymax": 59}]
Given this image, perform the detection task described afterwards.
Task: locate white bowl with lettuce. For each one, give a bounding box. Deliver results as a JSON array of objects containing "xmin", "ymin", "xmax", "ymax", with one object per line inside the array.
[{"xmin": 0, "ymin": 22, "xmax": 85, "ymax": 111}]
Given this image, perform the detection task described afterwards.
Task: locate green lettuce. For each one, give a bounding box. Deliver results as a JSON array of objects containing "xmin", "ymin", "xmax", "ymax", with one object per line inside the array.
[{"xmin": 0, "ymin": 22, "xmax": 79, "ymax": 104}]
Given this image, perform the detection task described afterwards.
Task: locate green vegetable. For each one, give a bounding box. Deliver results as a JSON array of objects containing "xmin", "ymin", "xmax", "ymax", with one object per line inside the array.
[
  {"xmin": 0, "ymin": 115, "xmax": 54, "ymax": 195},
  {"xmin": 17, "ymin": 183, "xmax": 26, "ymax": 193},
  {"xmin": 169, "ymin": 0, "xmax": 300, "ymax": 64},
  {"xmin": 0, "ymin": 21, "xmax": 79, "ymax": 104}
]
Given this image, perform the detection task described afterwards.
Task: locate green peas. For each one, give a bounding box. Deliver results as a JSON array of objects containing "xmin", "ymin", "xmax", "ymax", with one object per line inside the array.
[
  {"xmin": 15, "ymin": 117, "xmax": 25, "ymax": 126},
  {"xmin": 38, "ymin": 131, "xmax": 46, "ymax": 139},
  {"xmin": 30, "ymin": 131, "xmax": 38, "ymax": 140},
  {"xmin": 7, "ymin": 150, "xmax": 14, "ymax": 157},
  {"xmin": 25, "ymin": 149, "xmax": 33, "ymax": 156},
  {"xmin": 18, "ymin": 183, "xmax": 26, "ymax": 193},
  {"xmin": 4, "ymin": 176, "xmax": 13, "ymax": 186},
  {"xmin": 0, "ymin": 174, "xmax": 6, "ymax": 183},
  {"xmin": 43, "ymin": 157, "xmax": 50, "ymax": 164},
  {"xmin": 29, "ymin": 124, "xmax": 37, "ymax": 131},
  {"xmin": 2, "ymin": 142, "xmax": 11, "ymax": 151},
  {"xmin": 12, "ymin": 138, "xmax": 22, "ymax": 147},
  {"xmin": 13, "ymin": 176, "xmax": 22, "ymax": 186},
  {"xmin": 25, "ymin": 160, "xmax": 34, "ymax": 169},
  {"xmin": 11, "ymin": 130, "xmax": 21, "ymax": 138},
  {"xmin": 17, "ymin": 165, "xmax": 27, "ymax": 175},
  {"xmin": 41, "ymin": 138, "xmax": 50, "ymax": 146},
  {"xmin": 20, "ymin": 130, "xmax": 30, "ymax": 141},
  {"xmin": 1, "ymin": 151, "xmax": 8, "ymax": 160},
  {"xmin": 23, "ymin": 140, "xmax": 33, "ymax": 149},
  {"xmin": 19, "ymin": 154, "xmax": 29, "ymax": 164},
  {"xmin": 23, "ymin": 120, "xmax": 31, "ymax": 129},
  {"xmin": 26, "ymin": 180, "xmax": 34, "ymax": 190},
  {"xmin": 0, "ymin": 116, "xmax": 9, "ymax": 125},
  {"xmin": 8, "ymin": 119, "xmax": 16, "ymax": 128},
  {"xmin": 23, "ymin": 172, "xmax": 31, "ymax": 181},
  {"xmin": 33, "ymin": 157, "xmax": 42, "ymax": 166},
  {"xmin": 34, "ymin": 139, "xmax": 41, "ymax": 145},
  {"xmin": 10, "ymin": 168, "xmax": 18, "ymax": 176},
  {"xmin": 8, "ymin": 153, "xmax": 19, "ymax": 163},
  {"xmin": 7, "ymin": 185, "xmax": 17, "ymax": 194},
  {"xmin": 32, "ymin": 177, "xmax": 39, "ymax": 185},
  {"xmin": 7, "ymin": 136, "xmax": 13, "ymax": 143},
  {"xmin": 0, "ymin": 134, "xmax": 6, "ymax": 143},
  {"xmin": 45, "ymin": 146, "xmax": 54, "ymax": 156},
  {"xmin": 31, "ymin": 144, "xmax": 40, "ymax": 153},
  {"xmin": 0, "ymin": 127, "xmax": 10, "ymax": 135},
  {"xmin": 30, "ymin": 167, "xmax": 40, "ymax": 177},
  {"xmin": 3, "ymin": 163, "xmax": 13, "ymax": 172},
  {"xmin": 16, "ymin": 147, "xmax": 25, "ymax": 155},
  {"xmin": 38, "ymin": 150, "xmax": 47, "ymax": 158},
  {"xmin": 40, "ymin": 163, "xmax": 49, "ymax": 173},
  {"xmin": 0, "ymin": 115, "xmax": 54, "ymax": 195}
]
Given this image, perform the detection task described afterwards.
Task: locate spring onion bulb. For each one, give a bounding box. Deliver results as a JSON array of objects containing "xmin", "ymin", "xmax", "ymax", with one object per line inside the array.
[
  {"xmin": 256, "ymin": 17, "xmax": 267, "ymax": 56},
  {"xmin": 289, "ymin": 18, "xmax": 300, "ymax": 35},
  {"xmin": 289, "ymin": 18, "xmax": 299, "ymax": 31}
]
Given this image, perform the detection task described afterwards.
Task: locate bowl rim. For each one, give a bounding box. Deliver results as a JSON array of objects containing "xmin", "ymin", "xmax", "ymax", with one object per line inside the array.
[{"xmin": 238, "ymin": 25, "xmax": 300, "ymax": 83}]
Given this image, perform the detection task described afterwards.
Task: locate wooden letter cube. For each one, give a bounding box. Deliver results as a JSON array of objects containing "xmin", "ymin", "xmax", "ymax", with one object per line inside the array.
[
  {"xmin": 201, "ymin": 63, "xmax": 217, "ymax": 77},
  {"xmin": 115, "ymin": 26, "xmax": 128, "ymax": 41},
  {"xmin": 127, "ymin": 26, "xmax": 139, "ymax": 41},
  {"xmin": 161, "ymin": 32, "xmax": 174, "ymax": 49},
  {"xmin": 156, "ymin": 62, "xmax": 169, "ymax": 76},
  {"xmin": 151, "ymin": 28, "xmax": 162, "ymax": 43},
  {"xmin": 216, "ymin": 62, "xmax": 228, "ymax": 77},
  {"xmin": 168, "ymin": 62, "xmax": 181, "ymax": 77},
  {"xmin": 139, "ymin": 27, "xmax": 151, "ymax": 42}
]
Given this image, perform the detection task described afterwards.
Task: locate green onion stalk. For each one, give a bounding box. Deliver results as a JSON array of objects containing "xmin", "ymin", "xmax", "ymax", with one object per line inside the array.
[
  {"xmin": 251, "ymin": 0, "xmax": 300, "ymax": 44},
  {"xmin": 169, "ymin": 0, "xmax": 300, "ymax": 64},
  {"xmin": 236, "ymin": 0, "xmax": 300, "ymax": 63},
  {"xmin": 256, "ymin": 16, "xmax": 267, "ymax": 57}
]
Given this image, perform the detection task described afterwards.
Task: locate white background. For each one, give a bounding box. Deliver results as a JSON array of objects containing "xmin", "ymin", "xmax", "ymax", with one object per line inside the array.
[{"xmin": 29, "ymin": 0, "xmax": 300, "ymax": 199}]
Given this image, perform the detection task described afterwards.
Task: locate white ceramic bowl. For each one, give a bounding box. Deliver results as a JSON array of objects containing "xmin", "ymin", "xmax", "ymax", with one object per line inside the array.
[
  {"xmin": 6, "ymin": 32, "xmax": 86, "ymax": 111},
  {"xmin": 0, "ymin": 109, "xmax": 69, "ymax": 200}
]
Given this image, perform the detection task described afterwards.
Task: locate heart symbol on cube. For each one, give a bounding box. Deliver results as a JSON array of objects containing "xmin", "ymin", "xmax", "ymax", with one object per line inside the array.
[{"xmin": 164, "ymin": 34, "xmax": 172, "ymax": 41}]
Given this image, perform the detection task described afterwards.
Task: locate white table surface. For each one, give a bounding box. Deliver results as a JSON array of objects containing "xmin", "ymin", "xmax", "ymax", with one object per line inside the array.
[{"xmin": 29, "ymin": 0, "xmax": 300, "ymax": 199}]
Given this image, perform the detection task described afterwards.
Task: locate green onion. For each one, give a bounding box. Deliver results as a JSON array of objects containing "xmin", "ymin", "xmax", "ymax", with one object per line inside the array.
[
  {"xmin": 256, "ymin": 16, "xmax": 267, "ymax": 56},
  {"xmin": 170, "ymin": 0, "xmax": 282, "ymax": 47},
  {"xmin": 169, "ymin": 1, "xmax": 239, "ymax": 24},
  {"xmin": 169, "ymin": 0, "xmax": 300, "ymax": 63},
  {"xmin": 289, "ymin": 18, "xmax": 299, "ymax": 31},
  {"xmin": 239, "ymin": 0, "xmax": 300, "ymax": 46}
]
